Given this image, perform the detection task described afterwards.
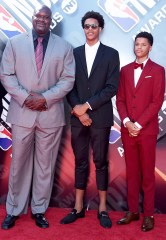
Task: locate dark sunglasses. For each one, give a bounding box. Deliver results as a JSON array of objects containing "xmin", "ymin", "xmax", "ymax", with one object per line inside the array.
[{"xmin": 84, "ymin": 24, "xmax": 99, "ymax": 30}]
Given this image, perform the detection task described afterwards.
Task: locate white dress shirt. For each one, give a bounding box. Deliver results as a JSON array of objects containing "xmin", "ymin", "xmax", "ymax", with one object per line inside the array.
[
  {"xmin": 85, "ymin": 41, "xmax": 100, "ymax": 110},
  {"xmin": 85, "ymin": 41, "xmax": 100, "ymax": 77},
  {"xmin": 134, "ymin": 58, "xmax": 148, "ymax": 87}
]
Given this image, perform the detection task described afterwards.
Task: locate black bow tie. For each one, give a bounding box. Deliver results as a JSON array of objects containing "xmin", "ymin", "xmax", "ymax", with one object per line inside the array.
[{"xmin": 134, "ymin": 62, "xmax": 144, "ymax": 69}]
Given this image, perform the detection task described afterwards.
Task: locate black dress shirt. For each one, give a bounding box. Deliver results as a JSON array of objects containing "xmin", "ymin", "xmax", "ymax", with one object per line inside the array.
[{"xmin": 32, "ymin": 30, "xmax": 50, "ymax": 60}]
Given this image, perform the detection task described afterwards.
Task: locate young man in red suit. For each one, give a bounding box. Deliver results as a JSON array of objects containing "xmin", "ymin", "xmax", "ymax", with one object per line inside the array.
[{"xmin": 116, "ymin": 32, "xmax": 165, "ymax": 232}]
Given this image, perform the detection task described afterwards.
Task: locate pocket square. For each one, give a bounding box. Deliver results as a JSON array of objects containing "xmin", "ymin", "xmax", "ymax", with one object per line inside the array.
[{"xmin": 145, "ymin": 76, "xmax": 152, "ymax": 78}]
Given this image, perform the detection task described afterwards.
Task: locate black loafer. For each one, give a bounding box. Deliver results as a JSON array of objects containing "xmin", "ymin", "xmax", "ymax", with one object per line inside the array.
[
  {"xmin": 60, "ymin": 208, "xmax": 85, "ymax": 224},
  {"xmin": 1, "ymin": 214, "xmax": 19, "ymax": 230},
  {"xmin": 31, "ymin": 213, "xmax": 49, "ymax": 228},
  {"xmin": 98, "ymin": 211, "xmax": 112, "ymax": 228}
]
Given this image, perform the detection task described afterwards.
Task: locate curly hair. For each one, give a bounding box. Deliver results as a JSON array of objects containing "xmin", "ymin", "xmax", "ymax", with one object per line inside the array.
[
  {"xmin": 81, "ymin": 11, "xmax": 104, "ymax": 29},
  {"xmin": 135, "ymin": 32, "xmax": 153, "ymax": 46}
]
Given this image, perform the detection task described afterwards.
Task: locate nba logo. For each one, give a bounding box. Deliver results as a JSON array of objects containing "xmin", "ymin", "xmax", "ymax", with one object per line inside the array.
[
  {"xmin": 98, "ymin": 0, "xmax": 139, "ymax": 32},
  {"xmin": 109, "ymin": 122, "xmax": 121, "ymax": 144},
  {"xmin": 0, "ymin": 4, "xmax": 25, "ymax": 38},
  {"xmin": 0, "ymin": 124, "xmax": 12, "ymax": 151}
]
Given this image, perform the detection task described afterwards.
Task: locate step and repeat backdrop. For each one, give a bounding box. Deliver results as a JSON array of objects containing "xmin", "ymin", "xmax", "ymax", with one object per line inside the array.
[{"xmin": 0, "ymin": 0, "xmax": 166, "ymax": 213}]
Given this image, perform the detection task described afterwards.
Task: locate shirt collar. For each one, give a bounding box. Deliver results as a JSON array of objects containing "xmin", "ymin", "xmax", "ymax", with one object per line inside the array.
[
  {"xmin": 32, "ymin": 29, "xmax": 50, "ymax": 42},
  {"xmin": 136, "ymin": 58, "xmax": 149, "ymax": 68},
  {"xmin": 85, "ymin": 41, "xmax": 100, "ymax": 51}
]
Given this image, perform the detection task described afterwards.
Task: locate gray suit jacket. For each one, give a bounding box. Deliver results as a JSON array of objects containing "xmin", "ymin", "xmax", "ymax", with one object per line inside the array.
[{"xmin": 0, "ymin": 31, "xmax": 75, "ymax": 128}]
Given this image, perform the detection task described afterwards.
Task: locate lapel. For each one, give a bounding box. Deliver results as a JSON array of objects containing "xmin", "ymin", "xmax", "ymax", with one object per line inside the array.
[
  {"xmin": 77, "ymin": 43, "xmax": 105, "ymax": 79},
  {"xmin": 77, "ymin": 45, "xmax": 88, "ymax": 78},
  {"xmin": 39, "ymin": 32, "xmax": 55, "ymax": 79},
  {"xmin": 89, "ymin": 43, "xmax": 104, "ymax": 78},
  {"xmin": 126, "ymin": 62, "xmax": 135, "ymax": 92},
  {"xmin": 27, "ymin": 31, "xmax": 55, "ymax": 81},
  {"xmin": 135, "ymin": 59, "xmax": 152, "ymax": 91},
  {"xmin": 26, "ymin": 31, "xmax": 38, "ymax": 76}
]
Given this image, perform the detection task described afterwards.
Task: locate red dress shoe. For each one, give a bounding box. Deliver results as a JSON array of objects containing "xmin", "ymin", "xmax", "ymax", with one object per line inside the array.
[
  {"xmin": 141, "ymin": 216, "xmax": 154, "ymax": 232},
  {"xmin": 117, "ymin": 211, "xmax": 140, "ymax": 225}
]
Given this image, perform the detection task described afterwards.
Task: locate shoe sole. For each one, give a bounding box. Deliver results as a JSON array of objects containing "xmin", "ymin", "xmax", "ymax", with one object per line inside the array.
[
  {"xmin": 117, "ymin": 218, "xmax": 140, "ymax": 225},
  {"xmin": 60, "ymin": 215, "xmax": 85, "ymax": 224},
  {"xmin": 142, "ymin": 227, "xmax": 154, "ymax": 232}
]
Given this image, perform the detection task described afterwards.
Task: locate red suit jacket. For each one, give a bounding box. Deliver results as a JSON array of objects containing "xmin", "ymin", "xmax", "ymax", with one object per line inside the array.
[{"xmin": 116, "ymin": 59, "xmax": 165, "ymax": 135}]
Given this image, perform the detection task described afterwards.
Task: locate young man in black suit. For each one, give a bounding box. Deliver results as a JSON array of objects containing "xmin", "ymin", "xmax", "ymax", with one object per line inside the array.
[{"xmin": 60, "ymin": 11, "xmax": 120, "ymax": 228}]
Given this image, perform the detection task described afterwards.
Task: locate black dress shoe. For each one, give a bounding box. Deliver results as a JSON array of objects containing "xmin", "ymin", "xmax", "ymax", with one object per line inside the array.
[
  {"xmin": 117, "ymin": 211, "xmax": 140, "ymax": 225},
  {"xmin": 1, "ymin": 215, "xmax": 19, "ymax": 230},
  {"xmin": 98, "ymin": 211, "xmax": 112, "ymax": 228},
  {"xmin": 32, "ymin": 213, "xmax": 49, "ymax": 228},
  {"xmin": 60, "ymin": 208, "xmax": 85, "ymax": 224},
  {"xmin": 141, "ymin": 216, "xmax": 154, "ymax": 232}
]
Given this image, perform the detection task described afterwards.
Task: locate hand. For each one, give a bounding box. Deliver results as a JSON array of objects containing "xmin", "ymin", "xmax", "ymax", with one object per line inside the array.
[
  {"xmin": 24, "ymin": 92, "xmax": 47, "ymax": 111},
  {"xmin": 78, "ymin": 113, "xmax": 92, "ymax": 126},
  {"xmin": 125, "ymin": 121, "xmax": 140, "ymax": 137},
  {"xmin": 72, "ymin": 103, "xmax": 89, "ymax": 117}
]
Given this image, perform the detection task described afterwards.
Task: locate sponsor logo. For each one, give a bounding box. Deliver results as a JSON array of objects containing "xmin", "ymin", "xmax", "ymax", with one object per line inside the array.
[
  {"xmin": 98, "ymin": 0, "xmax": 139, "ymax": 32},
  {"xmin": 109, "ymin": 122, "xmax": 121, "ymax": 144},
  {"xmin": 61, "ymin": 0, "xmax": 78, "ymax": 14},
  {"xmin": 0, "ymin": 4, "xmax": 25, "ymax": 38},
  {"xmin": 0, "ymin": 124, "xmax": 12, "ymax": 151},
  {"xmin": 98, "ymin": 0, "xmax": 159, "ymax": 32}
]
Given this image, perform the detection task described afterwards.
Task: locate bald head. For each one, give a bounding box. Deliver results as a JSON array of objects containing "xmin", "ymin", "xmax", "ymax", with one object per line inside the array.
[
  {"xmin": 32, "ymin": 5, "xmax": 52, "ymax": 36},
  {"xmin": 33, "ymin": 5, "xmax": 52, "ymax": 18}
]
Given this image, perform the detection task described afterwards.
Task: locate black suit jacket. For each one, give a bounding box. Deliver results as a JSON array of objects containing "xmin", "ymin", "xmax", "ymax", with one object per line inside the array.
[{"xmin": 67, "ymin": 43, "xmax": 120, "ymax": 128}]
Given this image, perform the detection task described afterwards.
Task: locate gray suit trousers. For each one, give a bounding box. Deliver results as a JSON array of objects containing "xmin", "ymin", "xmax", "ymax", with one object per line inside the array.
[{"xmin": 6, "ymin": 123, "xmax": 63, "ymax": 215}]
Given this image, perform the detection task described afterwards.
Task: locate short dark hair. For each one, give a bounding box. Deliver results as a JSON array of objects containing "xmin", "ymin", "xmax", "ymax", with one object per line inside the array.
[
  {"xmin": 81, "ymin": 11, "xmax": 104, "ymax": 29},
  {"xmin": 135, "ymin": 32, "xmax": 153, "ymax": 46}
]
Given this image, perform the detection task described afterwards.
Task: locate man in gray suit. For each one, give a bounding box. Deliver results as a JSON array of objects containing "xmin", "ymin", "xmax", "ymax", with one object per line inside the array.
[{"xmin": 0, "ymin": 5, "xmax": 75, "ymax": 229}]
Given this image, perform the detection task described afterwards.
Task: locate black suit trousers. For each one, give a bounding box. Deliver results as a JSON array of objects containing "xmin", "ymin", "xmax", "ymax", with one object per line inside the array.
[{"xmin": 71, "ymin": 125, "xmax": 110, "ymax": 191}]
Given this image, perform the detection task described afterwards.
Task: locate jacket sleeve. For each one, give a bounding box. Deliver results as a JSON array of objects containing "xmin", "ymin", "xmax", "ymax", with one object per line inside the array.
[
  {"xmin": 0, "ymin": 39, "xmax": 29, "ymax": 107},
  {"xmin": 42, "ymin": 44, "xmax": 75, "ymax": 108},
  {"xmin": 116, "ymin": 67, "xmax": 129, "ymax": 122},
  {"xmin": 137, "ymin": 66, "xmax": 165, "ymax": 127}
]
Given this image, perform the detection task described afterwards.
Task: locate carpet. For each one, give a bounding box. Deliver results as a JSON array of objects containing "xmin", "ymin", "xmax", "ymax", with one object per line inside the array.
[{"xmin": 0, "ymin": 206, "xmax": 165, "ymax": 240}]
